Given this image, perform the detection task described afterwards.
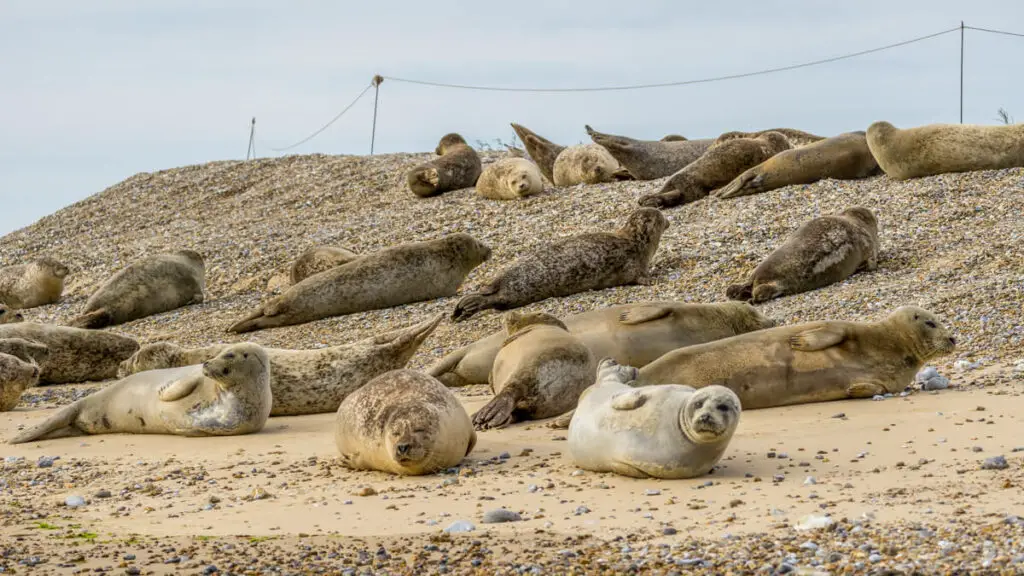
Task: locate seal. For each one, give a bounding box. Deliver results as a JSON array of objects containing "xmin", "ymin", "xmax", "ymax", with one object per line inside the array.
[
  {"xmin": 712, "ymin": 128, "xmax": 824, "ymax": 148},
  {"xmin": 334, "ymin": 369, "xmax": 476, "ymax": 476},
  {"xmin": 475, "ymin": 157, "xmax": 544, "ymax": 200},
  {"xmin": 0, "ymin": 352, "xmax": 41, "ymax": 412},
  {"xmin": 568, "ymin": 358, "xmax": 741, "ymax": 479},
  {"xmin": 472, "ymin": 310, "xmax": 595, "ymax": 430},
  {"xmin": 634, "ymin": 306, "xmax": 957, "ymax": 409},
  {"xmin": 638, "ymin": 131, "xmax": 792, "ymax": 209},
  {"xmin": 451, "ymin": 208, "xmax": 669, "ymax": 322},
  {"xmin": 229, "ymin": 234, "xmax": 490, "ymax": 333},
  {"xmin": 0, "ymin": 257, "xmax": 69, "ymax": 310},
  {"xmin": 290, "ymin": 246, "xmax": 361, "ymax": 285},
  {"xmin": 8, "ymin": 343, "xmax": 273, "ymax": 444},
  {"xmin": 0, "ymin": 304, "xmax": 24, "ymax": 324},
  {"xmin": 585, "ymin": 125, "xmax": 714, "ymax": 180},
  {"xmin": 0, "ymin": 323, "xmax": 139, "ymax": 384},
  {"xmin": 865, "ymin": 121, "xmax": 1024, "ymax": 180},
  {"xmin": 714, "ymin": 131, "xmax": 882, "ymax": 199},
  {"xmin": 660, "ymin": 134, "xmax": 688, "ymax": 142},
  {"xmin": 509, "ymin": 123, "xmax": 629, "ymax": 186},
  {"xmin": 726, "ymin": 206, "xmax": 879, "ymax": 303},
  {"xmin": 406, "ymin": 133, "xmax": 482, "ymax": 197},
  {"xmin": 69, "ymin": 250, "xmax": 206, "ymax": 329},
  {"xmin": 119, "ymin": 314, "xmax": 443, "ymax": 416},
  {"xmin": 429, "ymin": 300, "xmax": 775, "ymax": 388}
]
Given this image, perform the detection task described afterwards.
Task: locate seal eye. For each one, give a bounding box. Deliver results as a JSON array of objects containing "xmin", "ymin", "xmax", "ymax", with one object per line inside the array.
[
  {"xmin": 243, "ymin": 353, "xmax": 249, "ymax": 359},
  {"xmin": 717, "ymin": 404, "xmax": 731, "ymax": 413},
  {"xmin": 225, "ymin": 353, "xmax": 235, "ymax": 360},
  {"xmin": 693, "ymin": 400, "xmax": 704, "ymax": 410},
  {"xmin": 0, "ymin": 310, "xmax": 5, "ymax": 316},
  {"xmin": 925, "ymin": 321, "xmax": 936, "ymax": 329},
  {"xmin": 222, "ymin": 367, "xmax": 231, "ymax": 376}
]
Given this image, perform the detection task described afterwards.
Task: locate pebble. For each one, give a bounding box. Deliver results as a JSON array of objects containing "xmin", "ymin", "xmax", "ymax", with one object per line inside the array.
[
  {"xmin": 794, "ymin": 514, "xmax": 834, "ymax": 531},
  {"xmin": 36, "ymin": 456, "xmax": 57, "ymax": 468},
  {"xmin": 64, "ymin": 495, "xmax": 86, "ymax": 508},
  {"xmin": 981, "ymin": 455, "xmax": 1009, "ymax": 470},
  {"xmin": 482, "ymin": 509, "xmax": 522, "ymax": 524},
  {"xmin": 804, "ymin": 476, "xmax": 817, "ymax": 485},
  {"xmin": 574, "ymin": 506, "xmax": 590, "ymax": 515},
  {"xmin": 644, "ymin": 489, "xmax": 661, "ymax": 496},
  {"xmin": 443, "ymin": 520, "xmax": 476, "ymax": 533}
]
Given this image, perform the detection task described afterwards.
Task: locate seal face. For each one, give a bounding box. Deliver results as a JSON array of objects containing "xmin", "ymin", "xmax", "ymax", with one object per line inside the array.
[
  {"xmin": 119, "ymin": 314, "xmax": 443, "ymax": 416},
  {"xmin": 335, "ymin": 369, "xmax": 476, "ymax": 476},
  {"xmin": 0, "ymin": 338, "xmax": 48, "ymax": 412},
  {"xmin": 635, "ymin": 306, "xmax": 957, "ymax": 410},
  {"xmin": 69, "ymin": 250, "xmax": 206, "ymax": 329},
  {"xmin": 568, "ymin": 358, "xmax": 740, "ymax": 479},
  {"xmin": 726, "ymin": 206, "xmax": 879, "ymax": 303},
  {"xmin": 8, "ymin": 343, "xmax": 273, "ymax": 444},
  {"xmin": 290, "ymin": 246, "xmax": 361, "ymax": 285},
  {"xmin": 715, "ymin": 131, "xmax": 882, "ymax": 199},
  {"xmin": 471, "ymin": 310, "xmax": 595, "ymax": 430},
  {"xmin": 475, "ymin": 157, "xmax": 544, "ymax": 200},
  {"xmin": 585, "ymin": 124, "xmax": 714, "ymax": 180},
  {"xmin": 429, "ymin": 300, "xmax": 775, "ymax": 388},
  {"xmin": 509, "ymin": 123, "xmax": 629, "ymax": 186},
  {"xmin": 451, "ymin": 208, "xmax": 669, "ymax": 322},
  {"xmin": 0, "ymin": 323, "xmax": 139, "ymax": 384},
  {"xmin": 866, "ymin": 121, "xmax": 1024, "ymax": 180},
  {"xmin": 639, "ymin": 132, "xmax": 793, "ymax": 209},
  {"xmin": 0, "ymin": 304, "xmax": 25, "ymax": 324},
  {"xmin": 406, "ymin": 133, "xmax": 482, "ymax": 197},
  {"xmin": 229, "ymin": 233, "xmax": 491, "ymax": 333},
  {"xmin": 0, "ymin": 257, "xmax": 69, "ymax": 310}
]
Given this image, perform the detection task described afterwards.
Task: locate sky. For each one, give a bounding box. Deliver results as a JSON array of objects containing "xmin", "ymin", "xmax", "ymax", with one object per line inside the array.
[{"xmin": 1, "ymin": 1, "xmax": 1023, "ymax": 235}]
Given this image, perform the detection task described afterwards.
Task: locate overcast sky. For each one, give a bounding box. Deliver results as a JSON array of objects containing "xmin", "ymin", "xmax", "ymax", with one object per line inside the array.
[{"xmin": 1, "ymin": 1, "xmax": 1022, "ymax": 235}]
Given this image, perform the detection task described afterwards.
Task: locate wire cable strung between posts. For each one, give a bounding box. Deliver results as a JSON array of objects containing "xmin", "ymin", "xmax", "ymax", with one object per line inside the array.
[
  {"xmin": 382, "ymin": 26, "xmax": 961, "ymax": 92},
  {"xmin": 965, "ymin": 25, "xmax": 1024, "ymax": 38},
  {"xmin": 268, "ymin": 83, "xmax": 374, "ymax": 152}
]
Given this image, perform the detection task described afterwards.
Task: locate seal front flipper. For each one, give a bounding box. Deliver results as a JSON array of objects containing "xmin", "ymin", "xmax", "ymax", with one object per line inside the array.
[
  {"xmin": 546, "ymin": 409, "xmax": 574, "ymax": 429},
  {"xmin": 68, "ymin": 309, "xmax": 113, "ymax": 330},
  {"xmin": 789, "ymin": 326, "xmax": 848, "ymax": 351},
  {"xmin": 618, "ymin": 306, "xmax": 672, "ymax": 326},
  {"xmin": 846, "ymin": 381, "xmax": 886, "ymax": 398},
  {"xmin": 610, "ymin": 389, "xmax": 648, "ymax": 411},
  {"xmin": 471, "ymin": 388, "xmax": 518, "ymax": 430},
  {"xmin": 158, "ymin": 374, "xmax": 204, "ymax": 402},
  {"xmin": 725, "ymin": 282, "xmax": 754, "ymax": 301}
]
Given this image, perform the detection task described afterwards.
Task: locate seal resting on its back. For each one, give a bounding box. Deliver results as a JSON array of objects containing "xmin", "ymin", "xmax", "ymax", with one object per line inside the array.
[
  {"xmin": 8, "ymin": 343, "xmax": 273, "ymax": 444},
  {"xmin": 335, "ymin": 369, "xmax": 476, "ymax": 476},
  {"xmin": 866, "ymin": 121, "xmax": 1024, "ymax": 180},
  {"xmin": 635, "ymin": 306, "xmax": 957, "ymax": 409},
  {"xmin": 228, "ymin": 234, "xmax": 491, "ymax": 333},
  {"xmin": 450, "ymin": 208, "xmax": 669, "ymax": 322},
  {"xmin": 406, "ymin": 133, "xmax": 482, "ymax": 197},
  {"xmin": 568, "ymin": 358, "xmax": 740, "ymax": 479},
  {"xmin": 429, "ymin": 301, "xmax": 775, "ymax": 388},
  {"xmin": 726, "ymin": 206, "xmax": 879, "ymax": 303},
  {"xmin": 585, "ymin": 125, "xmax": 714, "ymax": 180}
]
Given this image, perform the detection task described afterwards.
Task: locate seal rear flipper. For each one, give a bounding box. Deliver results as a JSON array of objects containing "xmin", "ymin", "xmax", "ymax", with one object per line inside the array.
[
  {"xmin": 8, "ymin": 402, "xmax": 83, "ymax": 444},
  {"xmin": 715, "ymin": 171, "xmax": 759, "ymax": 199},
  {"xmin": 68, "ymin": 309, "xmax": 113, "ymax": 329},
  {"xmin": 725, "ymin": 282, "xmax": 754, "ymax": 301},
  {"xmin": 226, "ymin": 308, "xmax": 278, "ymax": 334},
  {"xmin": 546, "ymin": 409, "xmax": 574, "ymax": 429},
  {"xmin": 610, "ymin": 389, "xmax": 648, "ymax": 411},
  {"xmin": 471, "ymin": 388, "xmax": 520, "ymax": 431},
  {"xmin": 618, "ymin": 305, "xmax": 672, "ymax": 325},
  {"xmin": 584, "ymin": 125, "xmax": 631, "ymax": 151},
  {"xmin": 789, "ymin": 326, "xmax": 848, "ymax": 351},
  {"xmin": 373, "ymin": 313, "xmax": 443, "ymax": 349}
]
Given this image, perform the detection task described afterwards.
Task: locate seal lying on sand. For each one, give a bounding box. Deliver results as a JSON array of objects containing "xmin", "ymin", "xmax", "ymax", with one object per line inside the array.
[
  {"xmin": 406, "ymin": 133, "xmax": 483, "ymax": 197},
  {"xmin": 472, "ymin": 311, "xmax": 594, "ymax": 430},
  {"xmin": 568, "ymin": 358, "xmax": 740, "ymax": 479},
  {"xmin": 290, "ymin": 246, "xmax": 361, "ymax": 285},
  {"xmin": 120, "ymin": 314, "xmax": 443, "ymax": 416},
  {"xmin": 866, "ymin": 121, "xmax": 1024, "ymax": 180},
  {"xmin": 451, "ymin": 208, "xmax": 668, "ymax": 322},
  {"xmin": 0, "ymin": 257, "xmax": 69, "ymax": 310},
  {"xmin": 715, "ymin": 131, "xmax": 881, "ymax": 199},
  {"xmin": 0, "ymin": 323, "xmax": 139, "ymax": 384},
  {"xmin": 638, "ymin": 132, "xmax": 792, "ymax": 209},
  {"xmin": 585, "ymin": 125, "xmax": 714, "ymax": 180},
  {"xmin": 510, "ymin": 123, "xmax": 630, "ymax": 186},
  {"xmin": 335, "ymin": 369, "xmax": 476, "ymax": 476},
  {"xmin": 634, "ymin": 306, "xmax": 957, "ymax": 409},
  {"xmin": 69, "ymin": 250, "xmax": 206, "ymax": 329},
  {"xmin": 429, "ymin": 301, "xmax": 775, "ymax": 388},
  {"xmin": 726, "ymin": 207, "xmax": 879, "ymax": 303},
  {"xmin": 475, "ymin": 157, "xmax": 544, "ymax": 200},
  {"xmin": 9, "ymin": 343, "xmax": 272, "ymax": 444},
  {"xmin": 229, "ymin": 234, "xmax": 491, "ymax": 333}
]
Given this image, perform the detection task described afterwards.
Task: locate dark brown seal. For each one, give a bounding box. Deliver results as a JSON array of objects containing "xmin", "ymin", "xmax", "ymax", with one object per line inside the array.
[
  {"xmin": 726, "ymin": 206, "xmax": 879, "ymax": 303},
  {"xmin": 451, "ymin": 208, "xmax": 669, "ymax": 322},
  {"xmin": 406, "ymin": 133, "xmax": 482, "ymax": 197},
  {"xmin": 585, "ymin": 125, "xmax": 714, "ymax": 180}
]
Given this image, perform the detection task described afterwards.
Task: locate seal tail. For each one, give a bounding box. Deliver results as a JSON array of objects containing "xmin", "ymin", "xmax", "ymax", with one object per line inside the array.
[
  {"xmin": 450, "ymin": 294, "xmax": 493, "ymax": 323},
  {"xmin": 8, "ymin": 401, "xmax": 84, "ymax": 444},
  {"xmin": 227, "ymin": 308, "xmax": 272, "ymax": 334},
  {"xmin": 68, "ymin": 309, "xmax": 113, "ymax": 329},
  {"xmin": 715, "ymin": 172, "xmax": 761, "ymax": 199},
  {"xmin": 725, "ymin": 282, "xmax": 754, "ymax": 301},
  {"xmin": 374, "ymin": 313, "xmax": 444, "ymax": 364}
]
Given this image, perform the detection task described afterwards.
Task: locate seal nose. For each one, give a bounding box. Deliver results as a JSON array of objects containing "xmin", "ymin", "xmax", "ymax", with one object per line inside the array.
[
  {"xmin": 949, "ymin": 337, "xmax": 957, "ymax": 346},
  {"xmin": 31, "ymin": 366, "xmax": 39, "ymax": 378},
  {"xmin": 396, "ymin": 443, "xmax": 411, "ymax": 456}
]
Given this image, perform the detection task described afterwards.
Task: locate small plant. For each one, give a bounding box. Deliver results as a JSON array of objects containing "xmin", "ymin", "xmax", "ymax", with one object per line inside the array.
[
  {"xmin": 996, "ymin": 107, "xmax": 1014, "ymax": 124},
  {"xmin": 33, "ymin": 522, "xmax": 60, "ymax": 530}
]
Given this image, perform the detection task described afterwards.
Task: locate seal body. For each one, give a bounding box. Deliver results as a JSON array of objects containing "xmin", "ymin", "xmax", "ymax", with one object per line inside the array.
[
  {"xmin": 585, "ymin": 125, "xmax": 714, "ymax": 180},
  {"xmin": 475, "ymin": 157, "xmax": 544, "ymax": 200},
  {"xmin": 0, "ymin": 338, "xmax": 48, "ymax": 411},
  {"xmin": 866, "ymin": 121, "xmax": 1024, "ymax": 180},
  {"xmin": 726, "ymin": 206, "xmax": 879, "ymax": 303},
  {"xmin": 712, "ymin": 128, "xmax": 824, "ymax": 148},
  {"xmin": 0, "ymin": 304, "xmax": 24, "ymax": 324},
  {"xmin": 290, "ymin": 246, "xmax": 361, "ymax": 284},
  {"xmin": 636, "ymin": 306, "xmax": 957, "ymax": 409},
  {"xmin": 429, "ymin": 301, "xmax": 775, "ymax": 388},
  {"xmin": 715, "ymin": 131, "xmax": 881, "ymax": 199},
  {"xmin": 569, "ymin": 358, "xmax": 740, "ymax": 479},
  {"xmin": 406, "ymin": 133, "xmax": 482, "ymax": 197},
  {"xmin": 229, "ymin": 234, "xmax": 491, "ymax": 333},
  {"xmin": 8, "ymin": 343, "xmax": 273, "ymax": 444},
  {"xmin": 335, "ymin": 369, "xmax": 476, "ymax": 476},
  {"xmin": 472, "ymin": 311, "xmax": 595, "ymax": 430},
  {"xmin": 120, "ymin": 314, "xmax": 443, "ymax": 416},
  {"xmin": 70, "ymin": 250, "xmax": 206, "ymax": 329},
  {"xmin": 510, "ymin": 123, "xmax": 628, "ymax": 186},
  {"xmin": 0, "ymin": 323, "xmax": 139, "ymax": 384},
  {"xmin": 639, "ymin": 132, "xmax": 792, "ymax": 208},
  {"xmin": 0, "ymin": 257, "xmax": 69, "ymax": 309},
  {"xmin": 451, "ymin": 208, "xmax": 669, "ymax": 321}
]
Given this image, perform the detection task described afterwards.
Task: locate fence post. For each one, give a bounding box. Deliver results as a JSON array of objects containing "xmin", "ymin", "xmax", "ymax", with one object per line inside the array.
[
  {"xmin": 246, "ymin": 117, "xmax": 257, "ymax": 160},
  {"xmin": 960, "ymin": 21, "xmax": 964, "ymax": 124},
  {"xmin": 370, "ymin": 75, "xmax": 384, "ymax": 155}
]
